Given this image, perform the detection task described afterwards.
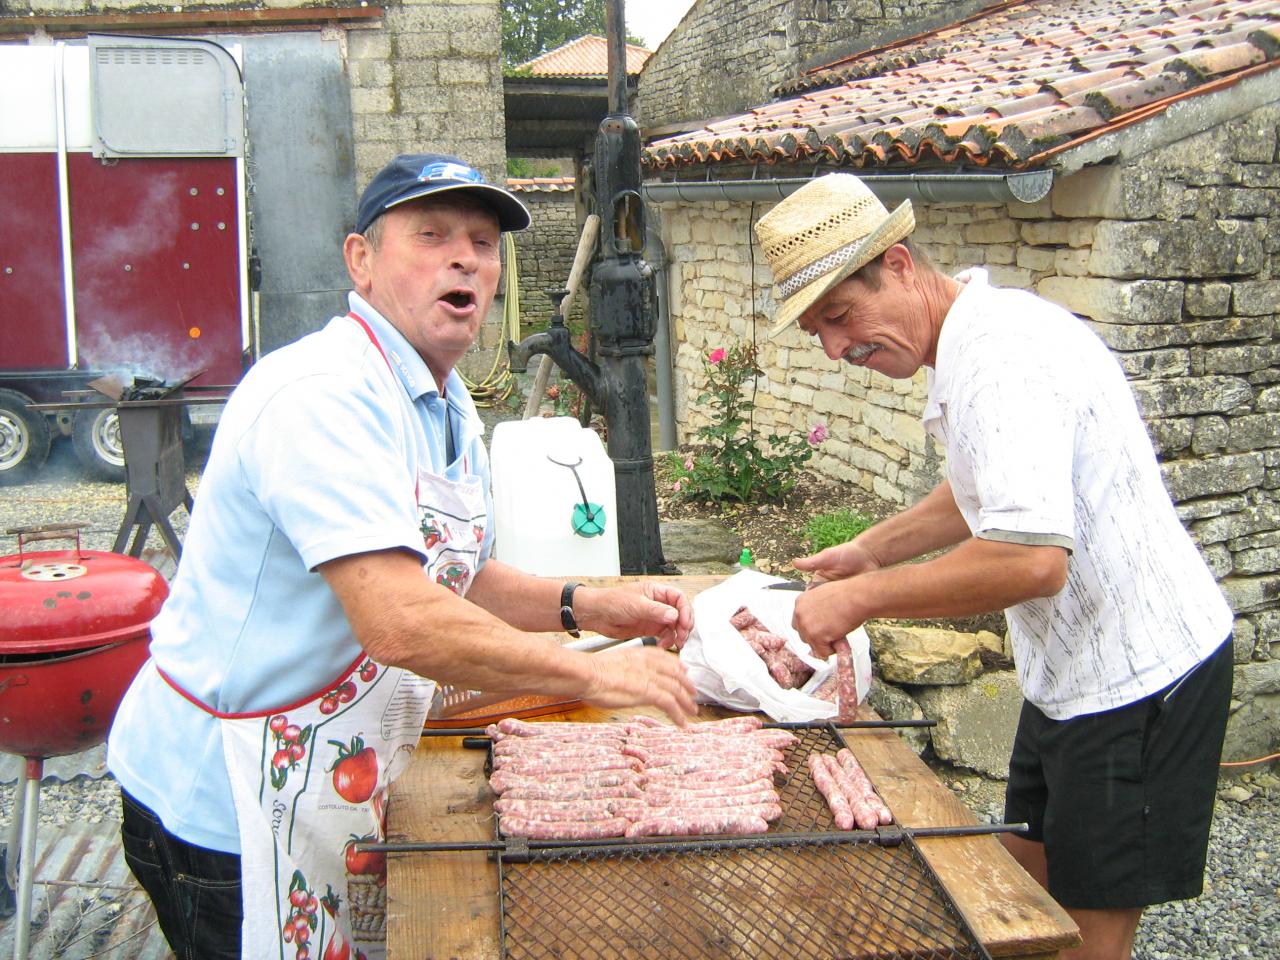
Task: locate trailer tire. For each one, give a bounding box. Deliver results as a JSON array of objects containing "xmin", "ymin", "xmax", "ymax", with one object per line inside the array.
[
  {"xmin": 0, "ymin": 389, "xmax": 52, "ymax": 485},
  {"xmin": 72, "ymin": 408, "xmax": 127, "ymax": 483}
]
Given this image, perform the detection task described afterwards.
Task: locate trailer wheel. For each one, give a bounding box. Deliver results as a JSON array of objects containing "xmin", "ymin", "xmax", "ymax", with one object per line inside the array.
[
  {"xmin": 72, "ymin": 408, "xmax": 127, "ymax": 482},
  {"xmin": 0, "ymin": 389, "xmax": 52, "ymax": 485}
]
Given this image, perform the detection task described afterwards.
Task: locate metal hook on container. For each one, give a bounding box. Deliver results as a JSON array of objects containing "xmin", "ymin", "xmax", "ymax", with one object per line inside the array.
[{"xmin": 547, "ymin": 456, "xmax": 607, "ymax": 538}]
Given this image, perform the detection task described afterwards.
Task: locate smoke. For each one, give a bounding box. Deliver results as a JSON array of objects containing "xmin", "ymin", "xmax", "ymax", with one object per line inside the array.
[{"xmin": 76, "ymin": 325, "xmax": 203, "ymax": 384}]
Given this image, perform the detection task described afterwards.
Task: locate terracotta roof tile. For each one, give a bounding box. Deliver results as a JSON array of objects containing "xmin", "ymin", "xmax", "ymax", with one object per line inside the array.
[
  {"xmin": 506, "ymin": 176, "xmax": 575, "ymax": 194},
  {"xmin": 645, "ymin": 0, "xmax": 1280, "ymax": 171},
  {"xmin": 516, "ymin": 35, "xmax": 650, "ymax": 79}
]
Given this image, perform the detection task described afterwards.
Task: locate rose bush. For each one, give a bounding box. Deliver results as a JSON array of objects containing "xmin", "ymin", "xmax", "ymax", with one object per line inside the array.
[{"xmin": 668, "ymin": 343, "xmax": 823, "ymax": 503}]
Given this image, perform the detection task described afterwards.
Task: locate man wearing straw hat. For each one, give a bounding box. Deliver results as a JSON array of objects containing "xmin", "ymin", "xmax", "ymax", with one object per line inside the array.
[{"xmin": 754, "ymin": 173, "xmax": 1233, "ymax": 960}]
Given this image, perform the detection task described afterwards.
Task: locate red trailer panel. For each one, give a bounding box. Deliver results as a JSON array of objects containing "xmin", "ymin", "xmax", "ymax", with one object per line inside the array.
[
  {"xmin": 0, "ymin": 153, "xmax": 68, "ymax": 369},
  {"xmin": 69, "ymin": 154, "xmax": 244, "ymax": 386}
]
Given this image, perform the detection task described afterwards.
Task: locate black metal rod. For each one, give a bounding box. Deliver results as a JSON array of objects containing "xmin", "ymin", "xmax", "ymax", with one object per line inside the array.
[
  {"xmin": 423, "ymin": 718, "xmax": 938, "ymax": 739},
  {"xmin": 766, "ymin": 719, "xmax": 938, "ymax": 729},
  {"xmin": 359, "ymin": 822, "xmax": 1027, "ymax": 857}
]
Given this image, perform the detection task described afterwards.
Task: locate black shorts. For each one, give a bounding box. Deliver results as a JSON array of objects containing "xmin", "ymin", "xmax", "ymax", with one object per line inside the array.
[{"xmin": 1003, "ymin": 637, "xmax": 1232, "ymax": 910}]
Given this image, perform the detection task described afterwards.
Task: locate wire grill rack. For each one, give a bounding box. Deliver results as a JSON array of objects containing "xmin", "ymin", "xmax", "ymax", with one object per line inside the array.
[{"xmin": 493, "ymin": 723, "xmax": 992, "ymax": 960}]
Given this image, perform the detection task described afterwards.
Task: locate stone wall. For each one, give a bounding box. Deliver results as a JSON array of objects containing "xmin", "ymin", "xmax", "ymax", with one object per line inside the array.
[
  {"xmin": 508, "ymin": 186, "xmax": 584, "ymax": 331},
  {"xmin": 345, "ymin": 0, "xmax": 506, "ymax": 187},
  {"xmin": 635, "ymin": 0, "xmax": 991, "ymax": 131},
  {"xmin": 654, "ymin": 103, "xmax": 1280, "ymax": 758}
]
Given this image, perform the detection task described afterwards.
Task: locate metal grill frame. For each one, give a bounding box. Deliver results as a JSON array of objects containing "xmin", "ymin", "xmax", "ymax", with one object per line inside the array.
[{"xmin": 488, "ymin": 722, "xmax": 995, "ymax": 960}]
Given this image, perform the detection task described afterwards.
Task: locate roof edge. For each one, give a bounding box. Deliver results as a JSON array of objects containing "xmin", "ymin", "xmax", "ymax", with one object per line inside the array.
[{"xmin": 1046, "ymin": 61, "xmax": 1280, "ymax": 175}]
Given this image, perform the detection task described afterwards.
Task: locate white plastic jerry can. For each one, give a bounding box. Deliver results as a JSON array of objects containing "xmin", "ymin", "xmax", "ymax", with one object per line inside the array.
[{"xmin": 489, "ymin": 417, "xmax": 621, "ymax": 577}]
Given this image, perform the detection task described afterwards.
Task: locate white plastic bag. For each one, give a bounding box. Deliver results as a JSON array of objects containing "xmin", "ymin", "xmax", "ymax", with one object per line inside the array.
[{"xmin": 680, "ymin": 569, "xmax": 872, "ymax": 722}]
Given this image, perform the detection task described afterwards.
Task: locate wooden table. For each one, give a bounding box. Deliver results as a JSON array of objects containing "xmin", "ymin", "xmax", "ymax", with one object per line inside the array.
[{"xmin": 386, "ymin": 577, "xmax": 1080, "ymax": 960}]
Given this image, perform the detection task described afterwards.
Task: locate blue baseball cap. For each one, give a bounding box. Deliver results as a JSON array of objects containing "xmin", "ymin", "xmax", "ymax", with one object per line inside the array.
[{"xmin": 354, "ymin": 153, "xmax": 531, "ymax": 235}]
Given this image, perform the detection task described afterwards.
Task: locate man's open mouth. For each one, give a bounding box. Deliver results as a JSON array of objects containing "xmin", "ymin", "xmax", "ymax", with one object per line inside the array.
[{"xmin": 441, "ymin": 289, "xmax": 476, "ymax": 310}]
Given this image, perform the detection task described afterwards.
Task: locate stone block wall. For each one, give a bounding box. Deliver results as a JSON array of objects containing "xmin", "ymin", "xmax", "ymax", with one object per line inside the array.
[
  {"xmin": 654, "ymin": 103, "xmax": 1280, "ymax": 686},
  {"xmin": 345, "ymin": 0, "xmax": 506, "ymax": 187},
  {"xmin": 508, "ymin": 186, "xmax": 585, "ymax": 331},
  {"xmin": 655, "ymin": 196, "xmax": 941, "ymax": 506},
  {"xmin": 635, "ymin": 0, "xmax": 991, "ymax": 131}
]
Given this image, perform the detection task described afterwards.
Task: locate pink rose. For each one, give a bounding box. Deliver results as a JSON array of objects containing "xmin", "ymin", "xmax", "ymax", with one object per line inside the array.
[
  {"xmin": 808, "ymin": 423, "xmax": 828, "ymax": 447},
  {"xmin": 683, "ymin": 458, "xmax": 694, "ymax": 471},
  {"xmin": 672, "ymin": 480, "xmax": 682, "ymax": 492},
  {"xmin": 708, "ymin": 348, "xmax": 726, "ymax": 365}
]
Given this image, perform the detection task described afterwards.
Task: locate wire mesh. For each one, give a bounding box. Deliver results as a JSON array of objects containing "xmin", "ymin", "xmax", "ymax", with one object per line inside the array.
[
  {"xmin": 500, "ymin": 838, "xmax": 987, "ymax": 960},
  {"xmin": 493, "ymin": 724, "xmax": 991, "ymax": 960}
]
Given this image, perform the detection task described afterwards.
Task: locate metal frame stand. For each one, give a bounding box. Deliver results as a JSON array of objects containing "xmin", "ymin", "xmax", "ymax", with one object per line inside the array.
[{"xmin": 1, "ymin": 757, "xmax": 44, "ymax": 960}]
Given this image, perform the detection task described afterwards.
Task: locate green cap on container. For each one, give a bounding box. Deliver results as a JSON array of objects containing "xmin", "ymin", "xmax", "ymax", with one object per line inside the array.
[{"xmin": 737, "ymin": 547, "xmax": 753, "ymax": 567}]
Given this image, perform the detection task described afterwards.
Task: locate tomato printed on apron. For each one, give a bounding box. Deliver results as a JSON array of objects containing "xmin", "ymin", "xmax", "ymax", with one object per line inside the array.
[{"xmin": 214, "ymin": 312, "xmax": 487, "ymax": 960}]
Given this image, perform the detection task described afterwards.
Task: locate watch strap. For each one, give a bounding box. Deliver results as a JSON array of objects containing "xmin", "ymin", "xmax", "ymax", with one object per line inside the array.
[{"xmin": 560, "ymin": 581, "xmax": 581, "ymax": 638}]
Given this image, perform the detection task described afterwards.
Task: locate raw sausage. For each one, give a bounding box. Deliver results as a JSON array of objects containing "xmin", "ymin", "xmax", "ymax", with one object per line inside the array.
[
  {"xmin": 493, "ymin": 797, "xmax": 646, "ymax": 821},
  {"xmin": 625, "ymin": 813, "xmax": 769, "ymax": 838},
  {"xmin": 489, "ymin": 769, "xmax": 643, "ymax": 794},
  {"xmin": 499, "ymin": 783, "xmax": 643, "ymax": 802},
  {"xmin": 833, "ymin": 638, "xmax": 857, "ymax": 721},
  {"xmin": 807, "ymin": 753, "xmax": 854, "ymax": 830},
  {"xmin": 835, "ymin": 748, "xmax": 892, "ymax": 825},
  {"xmin": 500, "ymin": 816, "xmax": 630, "ymax": 839}
]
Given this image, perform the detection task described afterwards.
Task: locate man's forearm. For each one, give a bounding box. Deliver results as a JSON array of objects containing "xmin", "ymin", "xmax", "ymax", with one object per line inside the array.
[
  {"xmin": 838, "ymin": 536, "xmax": 1067, "ymax": 623},
  {"xmin": 465, "ymin": 558, "xmax": 567, "ymax": 633},
  {"xmin": 854, "ymin": 480, "xmax": 971, "ymax": 567}
]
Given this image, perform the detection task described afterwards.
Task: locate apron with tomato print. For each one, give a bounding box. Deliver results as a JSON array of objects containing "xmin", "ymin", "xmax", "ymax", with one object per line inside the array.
[{"xmin": 217, "ymin": 313, "xmax": 489, "ymax": 960}]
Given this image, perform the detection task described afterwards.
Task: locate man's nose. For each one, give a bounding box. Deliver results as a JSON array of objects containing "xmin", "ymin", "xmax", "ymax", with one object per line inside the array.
[
  {"xmin": 448, "ymin": 237, "xmax": 481, "ymax": 271},
  {"xmin": 821, "ymin": 333, "xmax": 845, "ymax": 362}
]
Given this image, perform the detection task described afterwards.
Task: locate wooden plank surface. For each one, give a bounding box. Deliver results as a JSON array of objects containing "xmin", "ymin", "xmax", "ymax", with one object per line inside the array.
[{"xmin": 386, "ymin": 576, "xmax": 1079, "ymax": 960}]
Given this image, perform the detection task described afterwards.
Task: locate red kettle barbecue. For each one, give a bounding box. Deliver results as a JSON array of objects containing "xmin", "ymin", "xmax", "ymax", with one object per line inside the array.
[{"xmin": 0, "ymin": 524, "xmax": 167, "ymax": 959}]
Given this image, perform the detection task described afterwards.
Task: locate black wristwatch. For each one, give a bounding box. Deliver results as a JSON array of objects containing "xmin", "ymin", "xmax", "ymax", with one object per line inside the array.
[{"xmin": 560, "ymin": 581, "xmax": 582, "ymax": 638}]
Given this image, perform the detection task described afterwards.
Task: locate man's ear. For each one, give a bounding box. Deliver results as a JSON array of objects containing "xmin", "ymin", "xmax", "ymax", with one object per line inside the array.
[
  {"xmin": 881, "ymin": 243, "xmax": 914, "ymax": 286},
  {"xmin": 344, "ymin": 233, "xmax": 372, "ymax": 295}
]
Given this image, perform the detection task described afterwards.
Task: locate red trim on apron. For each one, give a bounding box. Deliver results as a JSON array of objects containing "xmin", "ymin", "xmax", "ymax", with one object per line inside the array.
[{"xmin": 155, "ymin": 651, "xmax": 368, "ymax": 720}]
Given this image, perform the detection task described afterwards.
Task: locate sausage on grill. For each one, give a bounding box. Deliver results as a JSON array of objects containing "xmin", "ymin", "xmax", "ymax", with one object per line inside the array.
[
  {"xmin": 625, "ymin": 813, "xmax": 770, "ymax": 838},
  {"xmin": 499, "ymin": 816, "xmax": 630, "ymax": 839},
  {"xmin": 807, "ymin": 753, "xmax": 854, "ymax": 830},
  {"xmin": 489, "ymin": 769, "xmax": 643, "ymax": 794},
  {"xmin": 835, "ymin": 748, "xmax": 892, "ymax": 825},
  {"xmin": 493, "ymin": 797, "xmax": 646, "ymax": 822}
]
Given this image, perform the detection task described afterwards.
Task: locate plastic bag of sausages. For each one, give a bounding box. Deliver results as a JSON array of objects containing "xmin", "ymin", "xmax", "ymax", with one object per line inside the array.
[{"xmin": 680, "ymin": 569, "xmax": 872, "ymax": 722}]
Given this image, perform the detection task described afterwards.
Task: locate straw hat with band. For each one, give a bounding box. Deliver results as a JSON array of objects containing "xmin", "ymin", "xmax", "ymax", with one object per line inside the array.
[{"xmin": 754, "ymin": 174, "xmax": 915, "ymax": 336}]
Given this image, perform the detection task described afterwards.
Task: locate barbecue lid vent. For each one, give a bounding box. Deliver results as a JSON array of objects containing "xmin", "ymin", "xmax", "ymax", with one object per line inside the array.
[{"xmin": 20, "ymin": 561, "xmax": 88, "ymax": 582}]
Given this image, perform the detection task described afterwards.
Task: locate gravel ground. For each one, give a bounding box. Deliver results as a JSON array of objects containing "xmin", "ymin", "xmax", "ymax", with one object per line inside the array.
[{"xmin": 4, "ymin": 431, "xmax": 1278, "ymax": 958}]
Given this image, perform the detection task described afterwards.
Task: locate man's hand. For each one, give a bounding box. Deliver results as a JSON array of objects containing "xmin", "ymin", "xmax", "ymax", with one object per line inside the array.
[
  {"xmin": 792, "ymin": 580, "xmax": 868, "ymax": 659},
  {"xmin": 581, "ymin": 646, "xmax": 698, "ymax": 726},
  {"xmin": 792, "ymin": 541, "xmax": 882, "ymax": 585},
  {"xmin": 575, "ymin": 581, "xmax": 693, "ymax": 650}
]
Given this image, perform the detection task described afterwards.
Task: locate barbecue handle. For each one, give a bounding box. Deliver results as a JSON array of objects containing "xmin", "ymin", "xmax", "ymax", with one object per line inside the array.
[{"xmin": 7, "ymin": 523, "xmax": 88, "ymax": 557}]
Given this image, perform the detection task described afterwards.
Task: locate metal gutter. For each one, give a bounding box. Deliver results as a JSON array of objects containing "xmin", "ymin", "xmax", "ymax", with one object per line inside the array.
[{"xmin": 642, "ymin": 169, "xmax": 1053, "ymax": 205}]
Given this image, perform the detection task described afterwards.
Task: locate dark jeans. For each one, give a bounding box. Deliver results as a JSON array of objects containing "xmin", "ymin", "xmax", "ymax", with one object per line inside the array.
[{"xmin": 120, "ymin": 789, "xmax": 242, "ymax": 959}]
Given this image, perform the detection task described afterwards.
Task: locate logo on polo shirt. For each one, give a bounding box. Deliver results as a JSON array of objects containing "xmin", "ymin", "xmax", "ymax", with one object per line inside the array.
[{"xmin": 418, "ymin": 161, "xmax": 484, "ymax": 185}]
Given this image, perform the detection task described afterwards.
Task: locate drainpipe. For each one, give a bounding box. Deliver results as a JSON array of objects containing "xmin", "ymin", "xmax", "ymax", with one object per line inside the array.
[
  {"xmin": 642, "ymin": 169, "xmax": 1053, "ymax": 205},
  {"xmin": 644, "ymin": 222, "xmax": 676, "ymax": 452}
]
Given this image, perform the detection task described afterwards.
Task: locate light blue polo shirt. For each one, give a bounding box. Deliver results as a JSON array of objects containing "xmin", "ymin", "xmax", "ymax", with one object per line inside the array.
[{"xmin": 108, "ymin": 292, "xmax": 492, "ymax": 853}]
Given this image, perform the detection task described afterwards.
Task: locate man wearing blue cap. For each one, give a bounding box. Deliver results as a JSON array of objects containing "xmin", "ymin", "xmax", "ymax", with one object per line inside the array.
[{"xmin": 108, "ymin": 154, "xmax": 697, "ymax": 960}]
